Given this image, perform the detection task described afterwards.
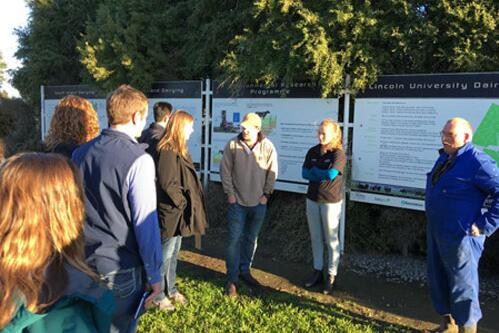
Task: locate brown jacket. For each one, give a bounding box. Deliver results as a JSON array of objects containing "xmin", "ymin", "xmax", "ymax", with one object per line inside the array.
[
  {"xmin": 220, "ymin": 134, "xmax": 278, "ymax": 207},
  {"xmin": 157, "ymin": 148, "xmax": 208, "ymax": 238}
]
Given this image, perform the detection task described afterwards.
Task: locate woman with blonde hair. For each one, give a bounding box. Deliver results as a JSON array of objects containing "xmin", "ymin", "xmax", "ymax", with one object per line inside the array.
[
  {"xmin": 44, "ymin": 95, "xmax": 100, "ymax": 157},
  {"xmin": 154, "ymin": 110, "xmax": 208, "ymax": 311},
  {"xmin": 302, "ymin": 119, "xmax": 346, "ymax": 294},
  {"xmin": 0, "ymin": 153, "xmax": 114, "ymax": 332}
]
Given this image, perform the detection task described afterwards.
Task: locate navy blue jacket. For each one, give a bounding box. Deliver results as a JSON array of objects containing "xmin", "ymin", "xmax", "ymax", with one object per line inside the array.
[
  {"xmin": 72, "ymin": 129, "xmax": 149, "ymax": 274},
  {"xmin": 138, "ymin": 122, "xmax": 165, "ymax": 164}
]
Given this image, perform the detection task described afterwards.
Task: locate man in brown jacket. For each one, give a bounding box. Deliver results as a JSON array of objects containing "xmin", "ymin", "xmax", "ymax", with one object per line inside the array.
[{"xmin": 220, "ymin": 112, "xmax": 278, "ymax": 297}]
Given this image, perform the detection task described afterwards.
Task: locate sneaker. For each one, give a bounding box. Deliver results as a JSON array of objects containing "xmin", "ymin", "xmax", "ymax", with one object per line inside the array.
[
  {"xmin": 169, "ymin": 292, "xmax": 188, "ymax": 305},
  {"xmin": 225, "ymin": 282, "xmax": 238, "ymax": 298},
  {"xmin": 323, "ymin": 274, "xmax": 335, "ymax": 295},
  {"xmin": 152, "ymin": 297, "xmax": 175, "ymax": 312},
  {"xmin": 240, "ymin": 272, "xmax": 260, "ymax": 287},
  {"xmin": 304, "ymin": 269, "xmax": 323, "ymax": 288}
]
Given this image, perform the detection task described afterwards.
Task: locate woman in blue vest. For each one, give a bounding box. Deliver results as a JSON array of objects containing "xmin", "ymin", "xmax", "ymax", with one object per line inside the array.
[
  {"xmin": 0, "ymin": 153, "xmax": 114, "ymax": 332},
  {"xmin": 155, "ymin": 110, "xmax": 208, "ymax": 311},
  {"xmin": 302, "ymin": 119, "xmax": 346, "ymax": 294}
]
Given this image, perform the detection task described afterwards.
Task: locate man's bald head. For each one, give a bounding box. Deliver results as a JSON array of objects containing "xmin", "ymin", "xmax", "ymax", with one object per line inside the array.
[
  {"xmin": 441, "ymin": 117, "xmax": 473, "ymax": 156},
  {"xmin": 447, "ymin": 118, "xmax": 473, "ymax": 134}
]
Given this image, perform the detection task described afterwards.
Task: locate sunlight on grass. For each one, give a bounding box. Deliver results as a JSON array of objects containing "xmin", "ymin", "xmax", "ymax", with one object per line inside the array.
[{"xmin": 137, "ymin": 271, "xmax": 413, "ymax": 333}]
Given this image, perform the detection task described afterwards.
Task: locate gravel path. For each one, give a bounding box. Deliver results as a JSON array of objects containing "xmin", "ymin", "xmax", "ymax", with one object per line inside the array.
[{"xmin": 343, "ymin": 254, "xmax": 499, "ymax": 299}]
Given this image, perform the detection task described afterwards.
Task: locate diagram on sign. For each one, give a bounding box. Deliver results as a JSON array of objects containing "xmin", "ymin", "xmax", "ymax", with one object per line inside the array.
[{"xmin": 473, "ymin": 103, "xmax": 499, "ymax": 164}]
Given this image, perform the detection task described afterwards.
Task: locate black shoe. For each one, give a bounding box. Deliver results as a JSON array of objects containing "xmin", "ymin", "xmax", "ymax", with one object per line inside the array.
[
  {"xmin": 323, "ymin": 274, "xmax": 335, "ymax": 294},
  {"xmin": 240, "ymin": 272, "xmax": 260, "ymax": 287},
  {"xmin": 304, "ymin": 269, "xmax": 323, "ymax": 288}
]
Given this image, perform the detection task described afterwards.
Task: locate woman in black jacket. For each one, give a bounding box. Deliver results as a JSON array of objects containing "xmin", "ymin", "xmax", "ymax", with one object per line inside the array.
[
  {"xmin": 154, "ymin": 110, "xmax": 208, "ymax": 311},
  {"xmin": 302, "ymin": 119, "xmax": 346, "ymax": 294}
]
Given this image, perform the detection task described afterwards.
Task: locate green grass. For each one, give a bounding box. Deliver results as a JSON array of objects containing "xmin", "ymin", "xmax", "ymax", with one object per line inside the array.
[{"xmin": 137, "ymin": 266, "xmax": 414, "ymax": 333}]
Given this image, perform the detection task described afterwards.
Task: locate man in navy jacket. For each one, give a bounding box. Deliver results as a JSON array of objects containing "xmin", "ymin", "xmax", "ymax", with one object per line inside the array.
[
  {"xmin": 425, "ymin": 118, "xmax": 499, "ymax": 333},
  {"xmin": 138, "ymin": 101, "xmax": 172, "ymax": 163},
  {"xmin": 73, "ymin": 85, "xmax": 163, "ymax": 333}
]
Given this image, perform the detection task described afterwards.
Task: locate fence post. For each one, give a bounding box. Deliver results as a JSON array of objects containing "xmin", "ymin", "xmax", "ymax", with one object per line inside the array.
[
  {"xmin": 340, "ymin": 74, "xmax": 351, "ymax": 254},
  {"xmin": 202, "ymin": 78, "xmax": 212, "ymax": 190}
]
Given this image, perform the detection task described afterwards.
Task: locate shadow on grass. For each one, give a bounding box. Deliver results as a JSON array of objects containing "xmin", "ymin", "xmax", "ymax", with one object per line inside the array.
[
  {"xmin": 182, "ymin": 231, "xmax": 443, "ymax": 330},
  {"xmin": 176, "ymin": 256, "xmax": 417, "ymax": 333}
]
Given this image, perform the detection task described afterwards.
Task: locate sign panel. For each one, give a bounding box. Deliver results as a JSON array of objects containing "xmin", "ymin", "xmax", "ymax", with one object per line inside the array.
[
  {"xmin": 210, "ymin": 82, "xmax": 339, "ymax": 193},
  {"xmin": 351, "ymin": 73, "xmax": 499, "ymax": 210},
  {"xmin": 42, "ymin": 81, "xmax": 203, "ymax": 163},
  {"xmin": 146, "ymin": 81, "xmax": 203, "ymax": 163}
]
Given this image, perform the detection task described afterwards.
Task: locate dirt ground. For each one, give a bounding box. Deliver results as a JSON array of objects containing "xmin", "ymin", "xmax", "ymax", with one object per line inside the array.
[{"xmin": 181, "ymin": 234, "xmax": 499, "ymax": 333}]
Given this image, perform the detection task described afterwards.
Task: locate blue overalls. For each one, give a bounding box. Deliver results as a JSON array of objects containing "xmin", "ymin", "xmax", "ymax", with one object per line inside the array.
[{"xmin": 425, "ymin": 142, "xmax": 499, "ymax": 326}]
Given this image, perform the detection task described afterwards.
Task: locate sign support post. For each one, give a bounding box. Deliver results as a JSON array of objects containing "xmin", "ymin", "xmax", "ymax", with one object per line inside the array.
[{"xmin": 340, "ymin": 74, "xmax": 351, "ymax": 254}]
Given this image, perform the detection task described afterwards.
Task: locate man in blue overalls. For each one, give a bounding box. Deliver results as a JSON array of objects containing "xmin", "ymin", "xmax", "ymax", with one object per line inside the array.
[{"xmin": 425, "ymin": 118, "xmax": 499, "ymax": 333}]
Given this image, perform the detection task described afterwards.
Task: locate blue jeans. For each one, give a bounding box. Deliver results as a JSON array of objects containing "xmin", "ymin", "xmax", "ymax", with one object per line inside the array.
[
  {"xmin": 226, "ymin": 203, "xmax": 267, "ymax": 282},
  {"xmin": 306, "ymin": 199, "xmax": 342, "ymax": 276},
  {"xmin": 101, "ymin": 266, "xmax": 144, "ymax": 333},
  {"xmin": 156, "ymin": 236, "xmax": 182, "ymax": 300}
]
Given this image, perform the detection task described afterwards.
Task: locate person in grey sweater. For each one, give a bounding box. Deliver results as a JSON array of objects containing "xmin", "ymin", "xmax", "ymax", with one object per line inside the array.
[{"xmin": 220, "ymin": 112, "xmax": 278, "ymax": 297}]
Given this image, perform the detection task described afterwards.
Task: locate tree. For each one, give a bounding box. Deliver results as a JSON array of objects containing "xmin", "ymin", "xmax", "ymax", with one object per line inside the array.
[
  {"xmin": 79, "ymin": 0, "xmax": 252, "ymax": 91},
  {"xmin": 78, "ymin": 0, "xmax": 178, "ymax": 92},
  {"xmin": 221, "ymin": 0, "xmax": 498, "ymax": 96},
  {"xmin": 414, "ymin": 1, "xmax": 498, "ymax": 73},
  {"xmin": 12, "ymin": 0, "xmax": 102, "ymax": 105},
  {"xmin": 0, "ymin": 96, "xmax": 39, "ymax": 154},
  {"xmin": 14, "ymin": 0, "xmax": 498, "ymax": 99}
]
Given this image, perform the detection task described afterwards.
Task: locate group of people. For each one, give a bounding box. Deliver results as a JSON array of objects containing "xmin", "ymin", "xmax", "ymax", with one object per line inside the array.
[{"xmin": 0, "ymin": 83, "xmax": 497, "ymax": 333}]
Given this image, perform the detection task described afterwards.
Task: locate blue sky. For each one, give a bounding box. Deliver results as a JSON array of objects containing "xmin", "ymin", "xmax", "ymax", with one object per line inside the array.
[{"xmin": 1, "ymin": 1, "xmax": 29, "ymax": 97}]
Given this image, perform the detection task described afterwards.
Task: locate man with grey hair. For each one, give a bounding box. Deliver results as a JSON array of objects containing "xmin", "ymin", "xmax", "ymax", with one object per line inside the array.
[{"xmin": 425, "ymin": 117, "xmax": 499, "ymax": 333}]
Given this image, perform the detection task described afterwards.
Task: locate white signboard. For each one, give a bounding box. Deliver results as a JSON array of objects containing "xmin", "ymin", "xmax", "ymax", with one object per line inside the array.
[
  {"xmin": 351, "ymin": 73, "xmax": 499, "ymax": 210},
  {"xmin": 210, "ymin": 83, "xmax": 339, "ymax": 193},
  {"xmin": 42, "ymin": 82, "xmax": 203, "ymax": 163}
]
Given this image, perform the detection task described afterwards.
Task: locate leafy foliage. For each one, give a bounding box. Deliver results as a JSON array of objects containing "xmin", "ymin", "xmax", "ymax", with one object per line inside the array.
[
  {"xmin": 79, "ymin": 0, "xmax": 252, "ymax": 91},
  {"xmin": 221, "ymin": 0, "xmax": 498, "ymax": 96},
  {"xmin": 13, "ymin": 1, "xmax": 499, "ymax": 99},
  {"xmin": 414, "ymin": 1, "xmax": 499, "ymax": 73}
]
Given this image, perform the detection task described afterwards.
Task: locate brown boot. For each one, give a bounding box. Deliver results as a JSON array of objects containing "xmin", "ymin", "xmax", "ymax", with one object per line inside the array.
[
  {"xmin": 459, "ymin": 324, "xmax": 477, "ymax": 333},
  {"xmin": 225, "ymin": 281, "xmax": 237, "ymax": 298},
  {"xmin": 431, "ymin": 314, "xmax": 458, "ymax": 333}
]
